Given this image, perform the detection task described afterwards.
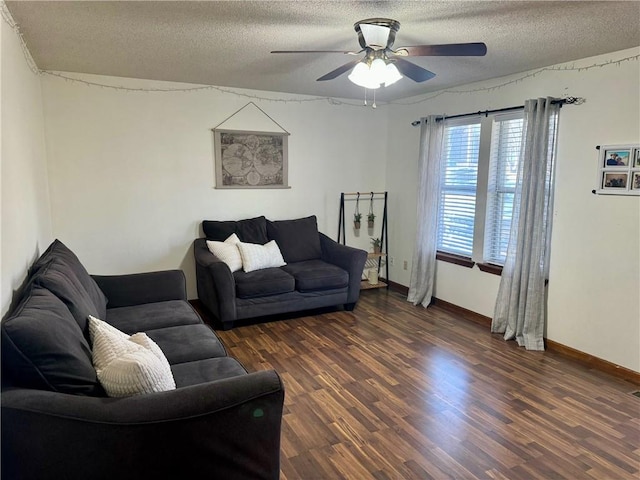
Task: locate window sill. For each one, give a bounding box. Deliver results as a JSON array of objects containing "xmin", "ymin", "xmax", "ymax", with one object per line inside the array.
[
  {"xmin": 436, "ymin": 251, "xmax": 475, "ymax": 268},
  {"xmin": 477, "ymin": 262, "xmax": 503, "ymax": 276}
]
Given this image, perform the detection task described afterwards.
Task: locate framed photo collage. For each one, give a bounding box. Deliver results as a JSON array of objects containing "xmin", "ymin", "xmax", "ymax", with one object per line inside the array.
[{"xmin": 596, "ymin": 144, "xmax": 640, "ymax": 196}]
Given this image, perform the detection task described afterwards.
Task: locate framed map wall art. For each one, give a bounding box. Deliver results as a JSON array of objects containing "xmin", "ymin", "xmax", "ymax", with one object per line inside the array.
[
  {"xmin": 594, "ymin": 143, "xmax": 640, "ymax": 196},
  {"xmin": 214, "ymin": 129, "xmax": 289, "ymax": 189}
]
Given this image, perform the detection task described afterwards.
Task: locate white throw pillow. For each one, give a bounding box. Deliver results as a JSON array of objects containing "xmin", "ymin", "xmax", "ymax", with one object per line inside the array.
[
  {"xmin": 88, "ymin": 316, "xmax": 176, "ymax": 397},
  {"xmin": 206, "ymin": 233, "xmax": 242, "ymax": 272},
  {"xmin": 237, "ymin": 240, "xmax": 286, "ymax": 273}
]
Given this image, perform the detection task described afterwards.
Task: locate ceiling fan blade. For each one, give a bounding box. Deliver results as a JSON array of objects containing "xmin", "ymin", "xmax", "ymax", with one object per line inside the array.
[
  {"xmin": 392, "ymin": 58, "xmax": 436, "ymax": 83},
  {"xmin": 394, "ymin": 42, "xmax": 487, "ymax": 57},
  {"xmin": 316, "ymin": 59, "xmax": 362, "ymax": 81},
  {"xmin": 271, "ymin": 50, "xmax": 360, "ymax": 55}
]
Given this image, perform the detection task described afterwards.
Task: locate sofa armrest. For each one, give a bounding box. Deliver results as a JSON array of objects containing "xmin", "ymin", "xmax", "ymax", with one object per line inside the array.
[
  {"xmin": 2, "ymin": 370, "xmax": 284, "ymax": 480},
  {"xmin": 194, "ymin": 239, "xmax": 237, "ymax": 326},
  {"xmin": 92, "ymin": 270, "xmax": 187, "ymax": 308},
  {"xmin": 319, "ymin": 233, "xmax": 368, "ymax": 304}
]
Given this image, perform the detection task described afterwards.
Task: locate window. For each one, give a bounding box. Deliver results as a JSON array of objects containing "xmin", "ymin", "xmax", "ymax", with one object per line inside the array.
[
  {"xmin": 436, "ymin": 120, "xmax": 481, "ymax": 258},
  {"xmin": 484, "ymin": 115, "xmax": 524, "ymax": 265},
  {"xmin": 436, "ymin": 112, "xmax": 525, "ymax": 269}
]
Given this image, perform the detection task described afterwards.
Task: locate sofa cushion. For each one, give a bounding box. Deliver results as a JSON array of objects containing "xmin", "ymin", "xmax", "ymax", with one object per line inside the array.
[
  {"xmin": 145, "ymin": 324, "xmax": 227, "ymax": 364},
  {"xmin": 203, "ymin": 216, "xmax": 269, "ymax": 244},
  {"xmin": 88, "ymin": 316, "xmax": 176, "ymax": 397},
  {"xmin": 233, "ymin": 268, "xmax": 295, "ymax": 299},
  {"xmin": 32, "ymin": 257, "xmax": 105, "ymax": 337},
  {"xmin": 105, "ymin": 300, "xmax": 202, "ymax": 334},
  {"xmin": 171, "ymin": 357, "xmax": 248, "ymax": 388},
  {"xmin": 266, "ymin": 216, "xmax": 322, "ymax": 263},
  {"xmin": 29, "ymin": 239, "xmax": 107, "ymax": 317},
  {"xmin": 237, "ymin": 240, "xmax": 286, "ymax": 273},
  {"xmin": 206, "ymin": 233, "xmax": 243, "ymax": 272},
  {"xmin": 1, "ymin": 285, "xmax": 103, "ymax": 396},
  {"xmin": 282, "ymin": 260, "xmax": 349, "ymax": 292}
]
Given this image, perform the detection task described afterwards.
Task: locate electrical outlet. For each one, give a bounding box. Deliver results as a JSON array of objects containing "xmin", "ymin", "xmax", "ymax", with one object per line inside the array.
[
  {"xmin": 389, "ymin": 256, "xmax": 395, "ymax": 266},
  {"xmin": 403, "ymin": 260, "xmax": 408, "ymax": 270}
]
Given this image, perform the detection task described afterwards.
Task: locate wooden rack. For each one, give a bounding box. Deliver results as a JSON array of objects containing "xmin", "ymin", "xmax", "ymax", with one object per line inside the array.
[{"xmin": 337, "ymin": 191, "xmax": 389, "ymax": 290}]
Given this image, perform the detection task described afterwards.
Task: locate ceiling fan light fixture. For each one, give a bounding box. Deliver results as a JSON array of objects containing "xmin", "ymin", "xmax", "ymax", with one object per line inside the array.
[
  {"xmin": 348, "ymin": 61, "xmax": 381, "ymax": 89},
  {"xmin": 384, "ymin": 63, "xmax": 402, "ymax": 87},
  {"xmin": 359, "ymin": 23, "xmax": 391, "ymax": 49},
  {"xmin": 369, "ymin": 58, "xmax": 387, "ymax": 78},
  {"xmin": 348, "ymin": 57, "xmax": 403, "ymax": 89}
]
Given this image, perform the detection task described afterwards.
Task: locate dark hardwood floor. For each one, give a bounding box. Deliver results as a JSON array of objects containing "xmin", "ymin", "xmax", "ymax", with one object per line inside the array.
[{"xmin": 214, "ymin": 290, "xmax": 640, "ymax": 480}]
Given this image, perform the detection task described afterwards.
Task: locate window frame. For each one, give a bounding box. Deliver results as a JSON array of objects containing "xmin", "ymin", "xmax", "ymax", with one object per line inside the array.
[
  {"xmin": 435, "ymin": 111, "xmax": 526, "ymax": 275},
  {"xmin": 435, "ymin": 117, "xmax": 483, "ymax": 261},
  {"xmin": 481, "ymin": 112, "xmax": 526, "ymax": 271}
]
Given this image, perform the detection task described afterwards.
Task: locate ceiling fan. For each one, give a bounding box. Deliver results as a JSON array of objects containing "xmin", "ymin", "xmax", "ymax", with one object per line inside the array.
[{"xmin": 272, "ymin": 18, "xmax": 487, "ymax": 89}]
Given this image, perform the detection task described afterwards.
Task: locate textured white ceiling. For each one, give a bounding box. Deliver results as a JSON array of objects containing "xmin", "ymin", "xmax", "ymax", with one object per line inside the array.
[{"xmin": 5, "ymin": 1, "xmax": 640, "ymax": 102}]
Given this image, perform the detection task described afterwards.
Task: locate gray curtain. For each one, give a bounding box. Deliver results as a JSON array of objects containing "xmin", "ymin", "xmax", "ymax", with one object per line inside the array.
[
  {"xmin": 408, "ymin": 116, "xmax": 444, "ymax": 307},
  {"xmin": 491, "ymin": 98, "xmax": 560, "ymax": 350}
]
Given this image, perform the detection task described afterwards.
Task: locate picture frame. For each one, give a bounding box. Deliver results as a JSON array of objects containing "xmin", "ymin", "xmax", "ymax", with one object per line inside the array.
[
  {"xmin": 213, "ymin": 129, "xmax": 289, "ymax": 189},
  {"xmin": 595, "ymin": 144, "xmax": 640, "ymax": 196},
  {"xmin": 602, "ymin": 172, "xmax": 628, "ymax": 189},
  {"xmin": 603, "ymin": 148, "xmax": 630, "ymax": 167}
]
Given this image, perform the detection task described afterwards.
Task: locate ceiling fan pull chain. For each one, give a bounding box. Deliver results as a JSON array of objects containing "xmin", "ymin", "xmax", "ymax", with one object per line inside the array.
[
  {"xmin": 364, "ymin": 88, "xmax": 367, "ymax": 106},
  {"xmin": 372, "ymin": 88, "xmax": 377, "ymax": 109}
]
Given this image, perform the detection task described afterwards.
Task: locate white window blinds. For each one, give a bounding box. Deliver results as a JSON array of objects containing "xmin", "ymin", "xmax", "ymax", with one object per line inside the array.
[
  {"xmin": 437, "ymin": 120, "xmax": 481, "ymax": 257},
  {"xmin": 484, "ymin": 114, "xmax": 524, "ymax": 265}
]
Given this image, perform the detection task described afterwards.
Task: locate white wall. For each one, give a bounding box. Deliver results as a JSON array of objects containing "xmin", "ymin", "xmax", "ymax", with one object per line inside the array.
[
  {"xmin": 1, "ymin": 18, "xmax": 52, "ymax": 316},
  {"xmin": 386, "ymin": 48, "xmax": 640, "ymax": 372},
  {"xmin": 41, "ymin": 74, "xmax": 387, "ymax": 299}
]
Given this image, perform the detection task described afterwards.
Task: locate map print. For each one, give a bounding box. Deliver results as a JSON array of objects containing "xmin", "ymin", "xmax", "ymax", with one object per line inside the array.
[{"xmin": 218, "ymin": 131, "xmax": 285, "ymax": 187}]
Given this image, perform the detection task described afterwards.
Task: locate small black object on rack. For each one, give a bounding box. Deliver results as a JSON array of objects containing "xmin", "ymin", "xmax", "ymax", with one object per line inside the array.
[{"xmin": 338, "ymin": 191, "xmax": 389, "ymax": 288}]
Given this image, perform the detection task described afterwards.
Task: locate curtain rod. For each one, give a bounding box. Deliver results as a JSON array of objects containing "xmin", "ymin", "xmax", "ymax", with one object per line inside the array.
[{"xmin": 410, "ymin": 97, "xmax": 584, "ymax": 127}]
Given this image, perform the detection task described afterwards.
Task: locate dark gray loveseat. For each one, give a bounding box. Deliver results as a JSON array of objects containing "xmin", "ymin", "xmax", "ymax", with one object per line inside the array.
[
  {"xmin": 195, "ymin": 215, "xmax": 368, "ymax": 330},
  {"xmin": 1, "ymin": 240, "xmax": 284, "ymax": 480}
]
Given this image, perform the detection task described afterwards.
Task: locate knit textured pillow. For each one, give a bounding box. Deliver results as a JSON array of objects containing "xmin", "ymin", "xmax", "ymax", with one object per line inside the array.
[
  {"xmin": 206, "ymin": 233, "xmax": 242, "ymax": 272},
  {"xmin": 88, "ymin": 316, "xmax": 175, "ymax": 397},
  {"xmin": 237, "ymin": 240, "xmax": 286, "ymax": 273}
]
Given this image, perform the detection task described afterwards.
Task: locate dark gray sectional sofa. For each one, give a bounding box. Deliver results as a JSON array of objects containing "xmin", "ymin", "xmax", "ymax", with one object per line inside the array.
[
  {"xmin": 194, "ymin": 215, "xmax": 368, "ymax": 330},
  {"xmin": 1, "ymin": 240, "xmax": 284, "ymax": 480}
]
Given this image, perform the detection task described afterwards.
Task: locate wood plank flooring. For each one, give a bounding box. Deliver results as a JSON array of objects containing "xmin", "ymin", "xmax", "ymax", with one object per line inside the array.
[{"xmin": 214, "ymin": 290, "xmax": 640, "ymax": 480}]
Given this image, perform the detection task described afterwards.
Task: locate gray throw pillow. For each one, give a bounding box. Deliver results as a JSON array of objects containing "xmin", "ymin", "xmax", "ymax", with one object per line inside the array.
[
  {"xmin": 266, "ymin": 216, "xmax": 322, "ymax": 263},
  {"xmin": 1, "ymin": 285, "xmax": 104, "ymax": 396},
  {"xmin": 29, "ymin": 239, "xmax": 107, "ymax": 318},
  {"xmin": 33, "ymin": 257, "xmax": 104, "ymax": 337},
  {"xmin": 203, "ymin": 216, "xmax": 269, "ymax": 244}
]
